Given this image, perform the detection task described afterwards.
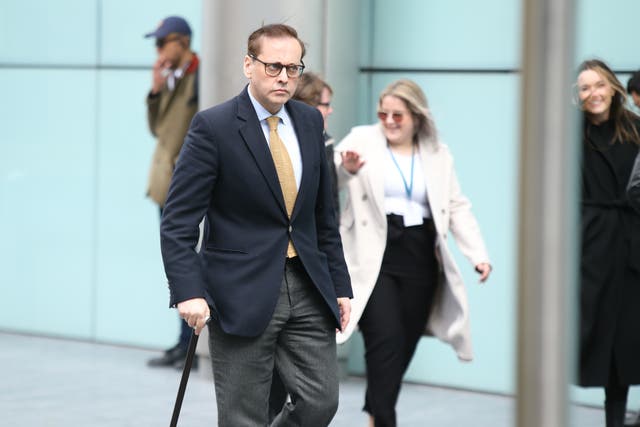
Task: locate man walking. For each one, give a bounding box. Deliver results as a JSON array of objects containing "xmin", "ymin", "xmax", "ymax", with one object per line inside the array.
[{"xmin": 160, "ymin": 24, "xmax": 352, "ymax": 426}]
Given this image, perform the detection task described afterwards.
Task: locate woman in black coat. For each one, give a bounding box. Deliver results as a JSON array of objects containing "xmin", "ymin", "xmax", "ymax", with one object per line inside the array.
[{"xmin": 576, "ymin": 59, "xmax": 640, "ymax": 427}]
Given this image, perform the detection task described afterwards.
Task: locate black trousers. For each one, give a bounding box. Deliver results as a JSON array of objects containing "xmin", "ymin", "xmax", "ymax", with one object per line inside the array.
[
  {"xmin": 359, "ymin": 215, "xmax": 438, "ymax": 427},
  {"xmin": 604, "ymin": 355, "xmax": 629, "ymax": 427}
]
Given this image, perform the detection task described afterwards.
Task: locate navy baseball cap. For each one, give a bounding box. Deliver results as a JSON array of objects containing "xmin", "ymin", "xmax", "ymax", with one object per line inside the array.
[{"xmin": 144, "ymin": 16, "xmax": 191, "ymax": 39}]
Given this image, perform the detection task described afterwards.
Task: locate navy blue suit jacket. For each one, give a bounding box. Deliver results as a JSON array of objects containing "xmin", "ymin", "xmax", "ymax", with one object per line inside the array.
[{"xmin": 160, "ymin": 86, "xmax": 352, "ymax": 337}]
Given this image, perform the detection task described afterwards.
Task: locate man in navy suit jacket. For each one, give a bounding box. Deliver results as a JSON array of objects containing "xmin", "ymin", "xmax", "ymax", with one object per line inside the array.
[{"xmin": 160, "ymin": 24, "xmax": 352, "ymax": 426}]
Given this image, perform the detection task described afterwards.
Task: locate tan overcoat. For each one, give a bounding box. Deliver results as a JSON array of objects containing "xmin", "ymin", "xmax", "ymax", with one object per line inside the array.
[{"xmin": 146, "ymin": 59, "xmax": 198, "ymax": 206}]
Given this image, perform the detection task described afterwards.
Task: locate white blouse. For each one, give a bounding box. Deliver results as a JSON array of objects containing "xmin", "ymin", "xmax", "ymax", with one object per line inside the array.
[{"xmin": 383, "ymin": 148, "xmax": 432, "ymax": 225}]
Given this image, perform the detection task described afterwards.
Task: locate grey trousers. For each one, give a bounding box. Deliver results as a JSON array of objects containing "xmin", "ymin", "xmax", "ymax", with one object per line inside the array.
[{"xmin": 208, "ymin": 259, "xmax": 339, "ymax": 427}]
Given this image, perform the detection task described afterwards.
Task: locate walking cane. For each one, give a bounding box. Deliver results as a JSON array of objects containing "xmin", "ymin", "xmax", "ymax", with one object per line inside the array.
[{"xmin": 170, "ymin": 318, "xmax": 209, "ymax": 427}]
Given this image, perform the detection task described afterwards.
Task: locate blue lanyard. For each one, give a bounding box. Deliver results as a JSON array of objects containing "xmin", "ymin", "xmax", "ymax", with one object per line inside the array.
[{"xmin": 387, "ymin": 145, "xmax": 415, "ymax": 199}]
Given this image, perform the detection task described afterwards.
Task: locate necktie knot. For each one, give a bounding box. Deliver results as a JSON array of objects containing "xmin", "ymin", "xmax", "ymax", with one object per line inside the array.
[{"xmin": 267, "ymin": 116, "xmax": 280, "ymax": 132}]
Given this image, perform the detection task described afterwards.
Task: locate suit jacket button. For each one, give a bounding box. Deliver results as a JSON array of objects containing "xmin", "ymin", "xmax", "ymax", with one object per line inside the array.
[
  {"xmin": 362, "ymin": 220, "xmax": 367, "ymax": 226},
  {"xmin": 288, "ymin": 225, "xmax": 293, "ymax": 233},
  {"xmin": 362, "ymin": 194, "xmax": 368, "ymax": 201}
]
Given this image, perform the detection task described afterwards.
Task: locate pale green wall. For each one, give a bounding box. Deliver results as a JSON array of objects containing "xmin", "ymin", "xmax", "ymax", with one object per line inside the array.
[{"xmin": 0, "ymin": 0, "xmax": 201, "ymax": 348}]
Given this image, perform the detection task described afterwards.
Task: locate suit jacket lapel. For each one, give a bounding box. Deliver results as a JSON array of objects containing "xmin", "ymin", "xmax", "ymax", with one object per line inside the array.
[
  {"xmin": 287, "ymin": 103, "xmax": 310, "ymax": 221},
  {"xmin": 236, "ymin": 88, "xmax": 287, "ymax": 215}
]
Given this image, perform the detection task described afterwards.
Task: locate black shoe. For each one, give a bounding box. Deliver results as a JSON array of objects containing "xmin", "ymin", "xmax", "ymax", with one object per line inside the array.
[
  {"xmin": 147, "ymin": 344, "xmax": 187, "ymax": 368},
  {"xmin": 173, "ymin": 354, "xmax": 198, "ymax": 371}
]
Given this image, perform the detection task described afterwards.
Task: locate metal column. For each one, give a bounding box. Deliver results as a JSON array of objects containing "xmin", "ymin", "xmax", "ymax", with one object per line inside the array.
[{"xmin": 516, "ymin": 0, "xmax": 578, "ymax": 426}]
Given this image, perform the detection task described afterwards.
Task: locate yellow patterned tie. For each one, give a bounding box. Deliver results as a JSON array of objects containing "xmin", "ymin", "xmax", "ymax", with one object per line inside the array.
[{"xmin": 266, "ymin": 116, "xmax": 298, "ymax": 257}]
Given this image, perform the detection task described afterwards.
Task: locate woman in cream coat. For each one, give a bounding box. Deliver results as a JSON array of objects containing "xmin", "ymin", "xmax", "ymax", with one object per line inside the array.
[{"xmin": 336, "ymin": 79, "xmax": 491, "ymax": 427}]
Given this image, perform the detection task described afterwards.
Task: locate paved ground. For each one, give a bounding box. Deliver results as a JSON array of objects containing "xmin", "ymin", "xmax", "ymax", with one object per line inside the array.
[{"xmin": 0, "ymin": 332, "xmax": 607, "ymax": 426}]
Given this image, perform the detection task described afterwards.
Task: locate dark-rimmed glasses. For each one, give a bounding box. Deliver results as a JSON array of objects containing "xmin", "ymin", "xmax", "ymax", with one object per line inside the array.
[
  {"xmin": 249, "ymin": 54, "xmax": 305, "ymax": 78},
  {"xmin": 156, "ymin": 35, "xmax": 182, "ymax": 49},
  {"xmin": 377, "ymin": 111, "xmax": 405, "ymax": 124}
]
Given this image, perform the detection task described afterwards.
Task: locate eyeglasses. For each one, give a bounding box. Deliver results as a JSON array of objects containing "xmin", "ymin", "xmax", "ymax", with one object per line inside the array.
[
  {"xmin": 377, "ymin": 111, "xmax": 405, "ymax": 124},
  {"xmin": 156, "ymin": 35, "xmax": 181, "ymax": 49},
  {"xmin": 249, "ymin": 54, "xmax": 305, "ymax": 78}
]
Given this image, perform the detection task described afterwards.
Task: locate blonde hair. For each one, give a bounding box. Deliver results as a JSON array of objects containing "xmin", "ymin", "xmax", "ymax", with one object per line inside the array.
[{"xmin": 378, "ymin": 79, "xmax": 437, "ymax": 143}]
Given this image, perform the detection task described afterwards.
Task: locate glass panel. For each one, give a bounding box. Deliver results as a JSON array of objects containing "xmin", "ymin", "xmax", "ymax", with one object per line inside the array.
[
  {"xmin": 370, "ymin": 0, "xmax": 521, "ymax": 69},
  {"xmin": 0, "ymin": 0, "xmax": 97, "ymax": 64},
  {"xmin": 100, "ymin": 0, "xmax": 202, "ymax": 66},
  {"xmin": 93, "ymin": 70, "xmax": 178, "ymax": 347},
  {"xmin": 0, "ymin": 69, "xmax": 96, "ymax": 337},
  {"xmin": 575, "ymin": 0, "xmax": 639, "ymax": 69}
]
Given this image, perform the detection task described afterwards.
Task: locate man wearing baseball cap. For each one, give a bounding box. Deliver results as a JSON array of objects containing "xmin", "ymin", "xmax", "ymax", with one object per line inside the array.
[{"xmin": 143, "ymin": 16, "xmax": 200, "ymax": 371}]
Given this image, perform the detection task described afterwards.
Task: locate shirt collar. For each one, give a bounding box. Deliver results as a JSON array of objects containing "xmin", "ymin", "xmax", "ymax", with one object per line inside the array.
[{"xmin": 247, "ymin": 85, "xmax": 292, "ymax": 127}]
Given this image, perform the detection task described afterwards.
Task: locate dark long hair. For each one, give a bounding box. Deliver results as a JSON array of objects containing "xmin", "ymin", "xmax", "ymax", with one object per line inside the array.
[{"xmin": 577, "ymin": 59, "xmax": 640, "ymax": 145}]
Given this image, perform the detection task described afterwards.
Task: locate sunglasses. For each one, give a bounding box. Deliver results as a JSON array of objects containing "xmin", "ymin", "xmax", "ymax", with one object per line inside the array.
[
  {"xmin": 155, "ymin": 35, "xmax": 182, "ymax": 49},
  {"xmin": 377, "ymin": 111, "xmax": 405, "ymax": 124}
]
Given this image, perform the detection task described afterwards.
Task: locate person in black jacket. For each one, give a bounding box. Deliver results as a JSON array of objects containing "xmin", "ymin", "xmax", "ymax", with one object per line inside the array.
[
  {"xmin": 292, "ymin": 72, "xmax": 339, "ymax": 217},
  {"xmin": 626, "ymin": 153, "xmax": 640, "ymax": 427},
  {"xmin": 576, "ymin": 59, "xmax": 640, "ymax": 427},
  {"xmin": 630, "ymin": 153, "xmax": 640, "ymax": 213}
]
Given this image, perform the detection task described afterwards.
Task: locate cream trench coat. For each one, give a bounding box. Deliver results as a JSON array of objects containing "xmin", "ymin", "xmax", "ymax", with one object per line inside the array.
[{"xmin": 335, "ymin": 124, "xmax": 490, "ymax": 361}]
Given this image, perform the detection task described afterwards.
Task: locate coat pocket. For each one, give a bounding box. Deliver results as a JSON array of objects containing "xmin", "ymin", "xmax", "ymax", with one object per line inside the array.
[{"xmin": 204, "ymin": 245, "xmax": 248, "ymax": 255}]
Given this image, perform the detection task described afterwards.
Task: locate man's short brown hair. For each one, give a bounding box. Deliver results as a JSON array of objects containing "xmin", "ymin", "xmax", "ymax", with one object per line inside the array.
[{"xmin": 247, "ymin": 24, "xmax": 306, "ymax": 60}]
